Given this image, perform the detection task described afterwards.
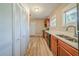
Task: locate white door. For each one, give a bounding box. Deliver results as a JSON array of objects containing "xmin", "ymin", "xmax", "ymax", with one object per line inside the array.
[
  {"xmin": 20, "ymin": 9, "xmax": 29, "ymax": 55},
  {"xmin": 0, "ymin": 4, "xmax": 12, "ymax": 56},
  {"xmin": 20, "ymin": 10, "xmax": 26, "ymax": 55},
  {"xmin": 12, "ymin": 4, "xmax": 21, "ymax": 56}
]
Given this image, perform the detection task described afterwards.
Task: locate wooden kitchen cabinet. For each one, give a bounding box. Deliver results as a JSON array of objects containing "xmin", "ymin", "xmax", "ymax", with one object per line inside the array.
[
  {"xmin": 58, "ymin": 39, "xmax": 79, "ymax": 56},
  {"xmin": 44, "ymin": 18, "xmax": 50, "ymax": 27},
  {"xmin": 44, "ymin": 32, "xmax": 48, "ymax": 43},
  {"xmin": 50, "ymin": 34, "xmax": 78, "ymax": 56},
  {"xmin": 43, "ymin": 31, "xmax": 51, "ymax": 48},
  {"xmin": 58, "ymin": 45, "xmax": 72, "ymax": 56},
  {"xmin": 51, "ymin": 35, "xmax": 58, "ymax": 56}
]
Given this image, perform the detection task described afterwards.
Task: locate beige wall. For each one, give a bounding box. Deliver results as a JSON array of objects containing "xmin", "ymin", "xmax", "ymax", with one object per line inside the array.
[
  {"xmin": 30, "ymin": 18, "xmax": 45, "ymax": 36},
  {"xmin": 29, "ymin": 4, "xmax": 77, "ymax": 36},
  {"xmin": 50, "ymin": 3, "xmax": 77, "ymax": 31}
]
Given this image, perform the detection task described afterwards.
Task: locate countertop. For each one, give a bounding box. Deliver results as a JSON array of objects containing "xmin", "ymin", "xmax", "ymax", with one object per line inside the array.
[{"xmin": 44, "ymin": 29, "xmax": 78, "ymax": 49}]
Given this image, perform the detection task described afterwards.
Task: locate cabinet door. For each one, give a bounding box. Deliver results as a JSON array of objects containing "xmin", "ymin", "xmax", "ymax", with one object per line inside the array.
[
  {"xmin": 0, "ymin": 4, "xmax": 12, "ymax": 56},
  {"xmin": 58, "ymin": 39, "xmax": 78, "ymax": 56},
  {"xmin": 58, "ymin": 46, "xmax": 72, "ymax": 56},
  {"xmin": 44, "ymin": 32, "xmax": 48, "ymax": 43},
  {"xmin": 48, "ymin": 34, "xmax": 51, "ymax": 48},
  {"xmin": 51, "ymin": 35, "xmax": 57, "ymax": 56}
]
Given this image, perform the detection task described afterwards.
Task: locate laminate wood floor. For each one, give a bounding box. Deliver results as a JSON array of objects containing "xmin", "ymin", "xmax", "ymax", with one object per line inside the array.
[{"xmin": 25, "ymin": 36, "xmax": 53, "ymax": 56}]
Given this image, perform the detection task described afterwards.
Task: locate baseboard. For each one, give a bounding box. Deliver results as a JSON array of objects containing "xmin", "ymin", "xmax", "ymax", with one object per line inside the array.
[{"xmin": 30, "ymin": 35, "xmax": 42, "ymax": 37}]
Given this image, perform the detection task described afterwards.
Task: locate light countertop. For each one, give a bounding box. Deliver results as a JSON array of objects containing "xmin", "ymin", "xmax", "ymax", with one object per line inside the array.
[{"xmin": 44, "ymin": 29, "xmax": 78, "ymax": 49}]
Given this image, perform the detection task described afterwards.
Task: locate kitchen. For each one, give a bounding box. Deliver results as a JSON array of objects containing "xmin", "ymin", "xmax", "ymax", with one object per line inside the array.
[
  {"xmin": 43, "ymin": 4, "xmax": 78, "ymax": 56},
  {"xmin": 0, "ymin": 3, "xmax": 79, "ymax": 56},
  {"xmin": 27, "ymin": 3, "xmax": 79, "ymax": 56}
]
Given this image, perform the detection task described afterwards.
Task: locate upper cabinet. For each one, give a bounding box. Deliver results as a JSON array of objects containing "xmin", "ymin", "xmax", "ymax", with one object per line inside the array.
[
  {"xmin": 63, "ymin": 7, "xmax": 77, "ymax": 26},
  {"xmin": 44, "ymin": 18, "xmax": 50, "ymax": 28}
]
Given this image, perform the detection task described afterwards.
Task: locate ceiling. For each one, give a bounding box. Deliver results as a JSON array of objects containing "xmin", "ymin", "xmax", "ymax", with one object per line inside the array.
[{"xmin": 23, "ymin": 3, "xmax": 60, "ymax": 19}]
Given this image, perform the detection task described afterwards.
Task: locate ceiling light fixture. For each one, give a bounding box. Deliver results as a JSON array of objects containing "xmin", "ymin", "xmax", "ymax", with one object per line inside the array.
[{"xmin": 35, "ymin": 8, "xmax": 39, "ymax": 12}]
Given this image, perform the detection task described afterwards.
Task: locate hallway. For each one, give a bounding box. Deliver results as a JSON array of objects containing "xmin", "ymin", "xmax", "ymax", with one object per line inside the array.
[
  {"xmin": 26, "ymin": 36, "xmax": 53, "ymax": 56},
  {"xmin": 0, "ymin": 3, "xmax": 78, "ymax": 56}
]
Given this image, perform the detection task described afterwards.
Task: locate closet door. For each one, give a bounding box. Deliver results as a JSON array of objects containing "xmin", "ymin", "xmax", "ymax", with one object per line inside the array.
[
  {"xmin": 0, "ymin": 4, "xmax": 12, "ymax": 56},
  {"xmin": 20, "ymin": 9, "xmax": 29, "ymax": 55},
  {"xmin": 13, "ymin": 4, "xmax": 21, "ymax": 56}
]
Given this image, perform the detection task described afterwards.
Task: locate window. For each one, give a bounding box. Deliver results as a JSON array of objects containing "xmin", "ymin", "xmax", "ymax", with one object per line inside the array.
[
  {"xmin": 63, "ymin": 7, "xmax": 77, "ymax": 36},
  {"xmin": 50, "ymin": 16, "xmax": 56, "ymax": 28},
  {"xmin": 64, "ymin": 7, "xmax": 77, "ymax": 25}
]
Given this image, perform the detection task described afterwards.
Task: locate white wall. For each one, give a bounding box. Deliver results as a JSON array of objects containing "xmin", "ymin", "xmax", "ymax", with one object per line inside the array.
[
  {"xmin": 0, "ymin": 4, "xmax": 12, "ymax": 56},
  {"xmin": 30, "ymin": 18, "xmax": 44, "ymax": 36}
]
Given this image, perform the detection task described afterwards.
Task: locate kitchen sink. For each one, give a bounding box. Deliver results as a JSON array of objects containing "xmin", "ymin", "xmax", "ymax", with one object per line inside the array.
[{"xmin": 56, "ymin": 34, "xmax": 78, "ymax": 43}]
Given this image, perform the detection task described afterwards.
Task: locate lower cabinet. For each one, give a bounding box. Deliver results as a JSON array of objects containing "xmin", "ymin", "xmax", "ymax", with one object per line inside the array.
[
  {"xmin": 44, "ymin": 32, "xmax": 48, "ymax": 43},
  {"xmin": 44, "ymin": 31, "xmax": 51, "ymax": 48},
  {"xmin": 50, "ymin": 35, "xmax": 78, "ymax": 56},
  {"xmin": 58, "ymin": 44, "xmax": 72, "ymax": 56},
  {"xmin": 51, "ymin": 35, "xmax": 58, "ymax": 56},
  {"xmin": 58, "ymin": 39, "xmax": 78, "ymax": 56}
]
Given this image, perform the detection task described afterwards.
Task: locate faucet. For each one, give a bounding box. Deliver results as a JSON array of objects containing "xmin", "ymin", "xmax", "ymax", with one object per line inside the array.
[{"xmin": 65, "ymin": 25, "xmax": 77, "ymax": 37}]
